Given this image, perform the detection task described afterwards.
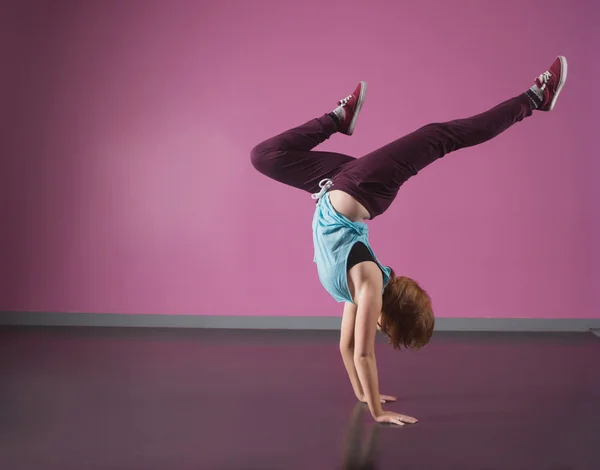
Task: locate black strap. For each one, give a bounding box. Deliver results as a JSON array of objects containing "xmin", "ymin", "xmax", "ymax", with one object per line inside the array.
[{"xmin": 347, "ymin": 242, "xmax": 376, "ymax": 271}]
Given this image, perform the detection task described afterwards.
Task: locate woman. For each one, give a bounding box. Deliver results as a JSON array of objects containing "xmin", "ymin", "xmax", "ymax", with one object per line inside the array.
[{"xmin": 250, "ymin": 56, "xmax": 568, "ymax": 425}]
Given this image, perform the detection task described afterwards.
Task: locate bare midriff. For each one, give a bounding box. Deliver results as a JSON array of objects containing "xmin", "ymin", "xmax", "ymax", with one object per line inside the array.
[{"xmin": 328, "ymin": 190, "xmax": 371, "ymax": 223}]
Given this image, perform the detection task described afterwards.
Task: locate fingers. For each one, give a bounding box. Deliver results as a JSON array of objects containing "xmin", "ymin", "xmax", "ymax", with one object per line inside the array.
[
  {"xmin": 378, "ymin": 415, "xmax": 404, "ymax": 426},
  {"xmin": 398, "ymin": 414, "xmax": 418, "ymax": 424},
  {"xmin": 381, "ymin": 395, "xmax": 397, "ymax": 402},
  {"xmin": 379, "ymin": 415, "xmax": 407, "ymax": 426},
  {"xmin": 375, "ymin": 411, "xmax": 418, "ymax": 426}
]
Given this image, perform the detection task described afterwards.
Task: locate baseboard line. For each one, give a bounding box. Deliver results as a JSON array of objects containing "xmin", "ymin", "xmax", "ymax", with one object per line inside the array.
[{"xmin": 1, "ymin": 311, "xmax": 600, "ymax": 332}]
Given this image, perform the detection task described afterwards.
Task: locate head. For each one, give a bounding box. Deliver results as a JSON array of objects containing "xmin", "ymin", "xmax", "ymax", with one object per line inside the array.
[{"xmin": 377, "ymin": 269, "xmax": 435, "ymax": 350}]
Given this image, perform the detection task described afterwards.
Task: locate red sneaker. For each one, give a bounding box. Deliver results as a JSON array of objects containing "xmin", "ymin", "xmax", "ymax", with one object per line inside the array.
[
  {"xmin": 335, "ymin": 81, "xmax": 367, "ymax": 135},
  {"xmin": 535, "ymin": 56, "xmax": 568, "ymax": 111}
]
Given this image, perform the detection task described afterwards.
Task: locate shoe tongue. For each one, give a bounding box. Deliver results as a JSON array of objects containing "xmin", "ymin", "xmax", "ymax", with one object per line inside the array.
[{"xmin": 333, "ymin": 106, "xmax": 346, "ymax": 121}]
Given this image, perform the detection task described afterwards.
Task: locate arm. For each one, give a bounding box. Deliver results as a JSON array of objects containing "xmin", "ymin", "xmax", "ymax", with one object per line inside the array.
[
  {"xmin": 351, "ymin": 266, "xmax": 418, "ymax": 426},
  {"xmin": 353, "ymin": 283, "xmax": 385, "ymax": 419},
  {"xmin": 339, "ymin": 302, "xmax": 364, "ymax": 400}
]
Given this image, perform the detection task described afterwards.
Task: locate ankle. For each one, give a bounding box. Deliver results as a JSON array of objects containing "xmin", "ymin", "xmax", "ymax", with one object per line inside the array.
[
  {"xmin": 328, "ymin": 110, "xmax": 342, "ymax": 128},
  {"xmin": 333, "ymin": 106, "xmax": 346, "ymax": 121},
  {"xmin": 525, "ymin": 85, "xmax": 544, "ymax": 110}
]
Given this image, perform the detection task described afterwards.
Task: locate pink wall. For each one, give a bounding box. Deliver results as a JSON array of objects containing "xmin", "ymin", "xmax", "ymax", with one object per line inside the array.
[{"xmin": 1, "ymin": 0, "xmax": 598, "ymax": 318}]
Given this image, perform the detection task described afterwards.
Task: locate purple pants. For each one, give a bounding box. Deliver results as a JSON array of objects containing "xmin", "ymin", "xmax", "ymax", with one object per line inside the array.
[{"xmin": 251, "ymin": 94, "xmax": 533, "ymax": 219}]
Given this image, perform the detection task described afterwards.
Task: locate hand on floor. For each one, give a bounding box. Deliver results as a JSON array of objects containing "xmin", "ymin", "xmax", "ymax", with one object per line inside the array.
[
  {"xmin": 374, "ymin": 411, "xmax": 418, "ymax": 426},
  {"xmin": 359, "ymin": 394, "xmax": 397, "ymax": 404}
]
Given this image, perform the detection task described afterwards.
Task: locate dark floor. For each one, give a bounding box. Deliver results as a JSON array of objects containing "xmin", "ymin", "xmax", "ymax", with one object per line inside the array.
[{"xmin": 0, "ymin": 327, "xmax": 599, "ymax": 470}]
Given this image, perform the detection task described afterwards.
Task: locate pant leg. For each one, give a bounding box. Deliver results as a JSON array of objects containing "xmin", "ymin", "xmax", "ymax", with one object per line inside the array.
[
  {"xmin": 251, "ymin": 114, "xmax": 356, "ymax": 194},
  {"xmin": 334, "ymin": 94, "xmax": 534, "ymax": 219}
]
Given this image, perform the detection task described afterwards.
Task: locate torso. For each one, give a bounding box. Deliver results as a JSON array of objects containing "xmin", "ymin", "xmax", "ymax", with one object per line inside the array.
[
  {"xmin": 327, "ymin": 190, "xmax": 380, "ymax": 303},
  {"xmin": 328, "ymin": 190, "xmax": 371, "ymax": 223},
  {"xmin": 312, "ymin": 189, "xmax": 389, "ymax": 304}
]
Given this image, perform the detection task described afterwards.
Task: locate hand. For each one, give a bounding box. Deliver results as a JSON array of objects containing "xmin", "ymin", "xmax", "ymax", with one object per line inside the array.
[
  {"xmin": 374, "ymin": 411, "xmax": 418, "ymax": 426},
  {"xmin": 358, "ymin": 394, "xmax": 397, "ymax": 404}
]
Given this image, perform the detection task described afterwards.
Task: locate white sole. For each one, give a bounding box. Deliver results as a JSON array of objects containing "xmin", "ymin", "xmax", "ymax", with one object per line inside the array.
[
  {"xmin": 548, "ymin": 56, "xmax": 567, "ymax": 111},
  {"xmin": 346, "ymin": 81, "xmax": 367, "ymax": 135}
]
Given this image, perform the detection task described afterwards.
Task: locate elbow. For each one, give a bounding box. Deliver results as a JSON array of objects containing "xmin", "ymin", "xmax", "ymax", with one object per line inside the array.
[
  {"xmin": 354, "ymin": 351, "xmax": 374, "ymax": 363},
  {"xmin": 339, "ymin": 343, "xmax": 353, "ymax": 357},
  {"xmin": 339, "ymin": 336, "xmax": 354, "ymax": 353}
]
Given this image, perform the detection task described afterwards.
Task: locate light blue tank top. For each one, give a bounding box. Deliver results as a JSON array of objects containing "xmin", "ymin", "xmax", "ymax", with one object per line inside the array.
[{"xmin": 311, "ymin": 180, "xmax": 391, "ymax": 304}]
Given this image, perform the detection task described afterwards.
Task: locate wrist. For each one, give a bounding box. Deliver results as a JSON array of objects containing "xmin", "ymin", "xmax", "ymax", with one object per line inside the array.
[
  {"xmin": 362, "ymin": 396, "xmax": 383, "ymax": 416},
  {"xmin": 370, "ymin": 404, "xmax": 384, "ymax": 418}
]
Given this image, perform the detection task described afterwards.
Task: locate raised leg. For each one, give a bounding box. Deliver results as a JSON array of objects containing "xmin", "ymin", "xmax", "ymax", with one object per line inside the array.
[
  {"xmin": 365, "ymin": 93, "xmax": 534, "ymax": 178},
  {"xmin": 250, "ymin": 114, "xmax": 355, "ymax": 194},
  {"xmin": 334, "ymin": 94, "xmax": 534, "ymax": 219},
  {"xmin": 251, "ymin": 81, "xmax": 369, "ymax": 194},
  {"xmin": 332, "ymin": 56, "xmax": 569, "ymax": 219}
]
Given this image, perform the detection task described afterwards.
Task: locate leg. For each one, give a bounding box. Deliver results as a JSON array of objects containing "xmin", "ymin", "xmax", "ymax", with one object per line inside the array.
[
  {"xmin": 251, "ymin": 81, "xmax": 368, "ymax": 194},
  {"xmin": 371, "ymin": 93, "xmax": 533, "ymax": 177},
  {"xmin": 334, "ymin": 56, "xmax": 568, "ymax": 219},
  {"xmin": 250, "ymin": 114, "xmax": 355, "ymax": 194},
  {"xmin": 334, "ymin": 94, "xmax": 533, "ymax": 219}
]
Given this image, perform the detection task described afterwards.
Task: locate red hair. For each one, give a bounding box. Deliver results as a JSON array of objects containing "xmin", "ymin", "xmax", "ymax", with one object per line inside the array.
[{"xmin": 379, "ymin": 269, "xmax": 435, "ymax": 349}]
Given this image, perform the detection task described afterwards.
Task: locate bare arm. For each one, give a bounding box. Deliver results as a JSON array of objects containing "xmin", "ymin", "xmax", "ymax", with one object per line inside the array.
[
  {"xmin": 350, "ymin": 263, "xmax": 418, "ymax": 426},
  {"xmin": 353, "ymin": 283, "xmax": 384, "ymax": 419},
  {"xmin": 339, "ymin": 302, "xmax": 364, "ymax": 400}
]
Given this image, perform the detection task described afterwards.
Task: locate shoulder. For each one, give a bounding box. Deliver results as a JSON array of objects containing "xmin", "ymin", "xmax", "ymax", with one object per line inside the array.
[{"xmin": 348, "ymin": 261, "xmax": 383, "ymax": 296}]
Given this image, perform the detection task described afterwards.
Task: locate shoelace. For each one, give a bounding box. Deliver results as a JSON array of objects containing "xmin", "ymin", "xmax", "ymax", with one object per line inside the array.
[
  {"xmin": 339, "ymin": 94, "xmax": 352, "ymax": 106},
  {"xmin": 537, "ymin": 71, "xmax": 552, "ymax": 90},
  {"xmin": 311, "ymin": 179, "xmax": 334, "ymax": 200}
]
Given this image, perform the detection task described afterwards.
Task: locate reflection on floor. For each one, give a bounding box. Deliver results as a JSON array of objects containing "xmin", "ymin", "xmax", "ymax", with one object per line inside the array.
[{"xmin": 1, "ymin": 327, "xmax": 599, "ymax": 469}]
